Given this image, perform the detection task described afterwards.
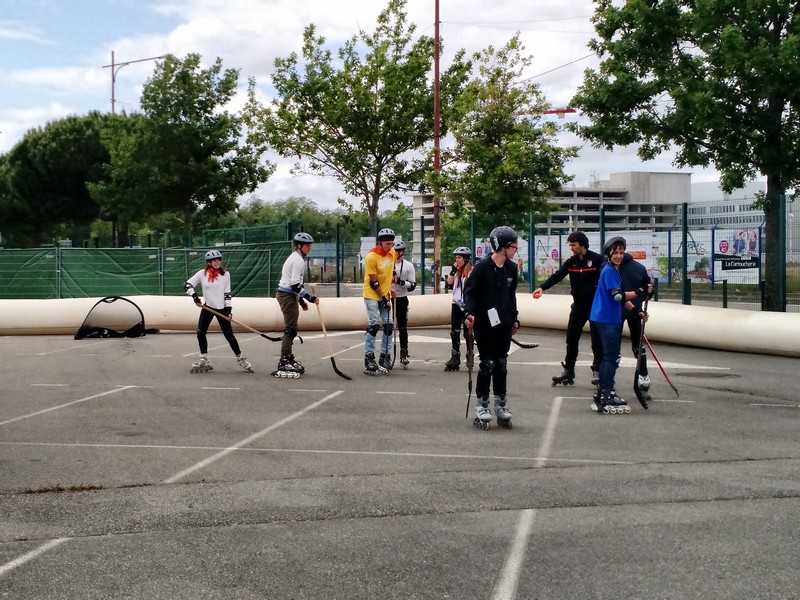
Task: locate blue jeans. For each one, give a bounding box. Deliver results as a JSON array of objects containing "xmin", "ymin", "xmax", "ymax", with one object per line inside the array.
[
  {"xmin": 364, "ymin": 298, "xmax": 392, "ymax": 356},
  {"xmin": 593, "ymin": 320, "xmax": 622, "ymax": 391}
]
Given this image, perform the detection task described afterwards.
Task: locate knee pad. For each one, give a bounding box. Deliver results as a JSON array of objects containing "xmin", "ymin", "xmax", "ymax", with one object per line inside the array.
[
  {"xmin": 479, "ymin": 359, "xmax": 495, "ymax": 377},
  {"xmin": 496, "ymin": 357, "xmax": 507, "ymax": 374},
  {"xmin": 286, "ymin": 326, "xmax": 298, "ymax": 340},
  {"xmin": 366, "ymin": 323, "xmax": 380, "ymax": 337},
  {"xmin": 383, "ymin": 323, "xmax": 394, "ymax": 336},
  {"xmin": 633, "ymin": 346, "xmax": 646, "ymax": 358}
]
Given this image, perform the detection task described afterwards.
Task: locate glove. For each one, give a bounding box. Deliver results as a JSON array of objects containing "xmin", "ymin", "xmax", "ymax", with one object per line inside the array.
[
  {"xmin": 299, "ymin": 298, "xmax": 308, "ymax": 310},
  {"xmin": 192, "ymin": 293, "xmax": 200, "ymax": 305},
  {"xmin": 378, "ymin": 295, "xmax": 389, "ymax": 310},
  {"xmin": 307, "ymin": 295, "xmax": 317, "ymax": 304},
  {"xmin": 220, "ymin": 306, "xmax": 232, "ymax": 316},
  {"xmin": 449, "ymin": 268, "xmax": 457, "ymax": 277}
]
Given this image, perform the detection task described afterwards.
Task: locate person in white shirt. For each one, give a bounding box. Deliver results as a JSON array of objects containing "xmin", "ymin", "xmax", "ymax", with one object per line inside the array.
[
  {"xmin": 444, "ymin": 247, "xmax": 472, "ymax": 372},
  {"xmin": 391, "ymin": 240, "xmax": 417, "ymax": 367},
  {"xmin": 274, "ymin": 232, "xmax": 318, "ymax": 376},
  {"xmin": 185, "ymin": 249, "xmax": 251, "ymax": 373}
]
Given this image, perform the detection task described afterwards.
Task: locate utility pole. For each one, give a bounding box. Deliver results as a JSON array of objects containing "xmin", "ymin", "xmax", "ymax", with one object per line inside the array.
[
  {"xmin": 432, "ymin": 0, "xmax": 442, "ymax": 293},
  {"xmin": 102, "ymin": 51, "xmax": 167, "ymax": 113}
]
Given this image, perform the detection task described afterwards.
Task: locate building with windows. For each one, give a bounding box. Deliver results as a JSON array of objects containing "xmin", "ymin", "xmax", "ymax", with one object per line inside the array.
[{"xmin": 409, "ymin": 171, "xmax": 691, "ymax": 264}]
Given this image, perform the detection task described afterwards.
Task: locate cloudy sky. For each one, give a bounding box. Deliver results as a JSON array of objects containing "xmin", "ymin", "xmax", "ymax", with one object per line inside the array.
[{"xmin": 0, "ymin": 0, "xmax": 722, "ymax": 210}]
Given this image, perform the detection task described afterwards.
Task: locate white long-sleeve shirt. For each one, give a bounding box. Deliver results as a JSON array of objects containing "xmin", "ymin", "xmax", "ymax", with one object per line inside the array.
[
  {"xmin": 393, "ymin": 259, "xmax": 416, "ymax": 298},
  {"xmin": 185, "ymin": 268, "xmax": 232, "ymax": 310},
  {"xmin": 277, "ymin": 251, "xmax": 309, "ymax": 297}
]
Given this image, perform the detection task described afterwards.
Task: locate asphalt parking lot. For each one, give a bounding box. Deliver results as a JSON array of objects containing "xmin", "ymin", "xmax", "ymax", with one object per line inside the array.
[{"xmin": 1, "ymin": 326, "xmax": 798, "ymax": 599}]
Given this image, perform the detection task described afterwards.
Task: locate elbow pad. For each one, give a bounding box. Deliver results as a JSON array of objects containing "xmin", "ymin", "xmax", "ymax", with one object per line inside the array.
[
  {"xmin": 407, "ymin": 282, "xmax": 417, "ymax": 292},
  {"xmin": 611, "ymin": 288, "xmax": 623, "ymax": 302},
  {"xmin": 290, "ymin": 283, "xmax": 303, "ymax": 294},
  {"xmin": 369, "ymin": 280, "xmax": 380, "ymax": 291}
]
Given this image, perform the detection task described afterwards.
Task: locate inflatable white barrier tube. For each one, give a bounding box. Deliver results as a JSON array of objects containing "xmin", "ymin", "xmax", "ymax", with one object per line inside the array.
[{"xmin": 1, "ymin": 294, "xmax": 799, "ymax": 358}]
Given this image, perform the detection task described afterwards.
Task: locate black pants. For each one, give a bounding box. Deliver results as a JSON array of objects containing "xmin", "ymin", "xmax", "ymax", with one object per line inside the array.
[
  {"xmin": 449, "ymin": 303, "xmax": 468, "ymax": 352},
  {"xmin": 623, "ymin": 310, "xmax": 649, "ymax": 376},
  {"xmin": 196, "ymin": 307, "xmax": 241, "ymax": 356},
  {"xmin": 395, "ymin": 296, "xmax": 409, "ymax": 349},
  {"xmin": 474, "ymin": 325, "xmax": 513, "ymax": 399},
  {"xmin": 564, "ymin": 302, "xmax": 601, "ymax": 371}
]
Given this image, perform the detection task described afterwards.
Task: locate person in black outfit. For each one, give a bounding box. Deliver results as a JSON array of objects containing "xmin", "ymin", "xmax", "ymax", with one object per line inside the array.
[
  {"xmin": 533, "ymin": 231, "xmax": 603, "ymax": 385},
  {"xmin": 619, "ymin": 252, "xmax": 653, "ymax": 392},
  {"xmin": 463, "ymin": 226, "xmax": 520, "ymax": 429}
]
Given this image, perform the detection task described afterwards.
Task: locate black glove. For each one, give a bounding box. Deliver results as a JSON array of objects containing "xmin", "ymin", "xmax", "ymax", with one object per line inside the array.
[
  {"xmin": 307, "ymin": 295, "xmax": 317, "ymax": 304},
  {"xmin": 299, "ymin": 299, "xmax": 308, "ymax": 309},
  {"xmin": 378, "ymin": 295, "xmax": 389, "ymax": 310},
  {"xmin": 220, "ymin": 306, "xmax": 232, "ymax": 316},
  {"xmin": 449, "ymin": 268, "xmax": 457, "ymax": 277},
  {"xmin": 192, "ymin": 293, "xmax": 200, "ymax": 304}
]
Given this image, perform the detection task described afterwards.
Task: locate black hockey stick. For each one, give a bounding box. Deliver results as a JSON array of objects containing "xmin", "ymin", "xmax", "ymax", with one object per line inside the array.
[
  {"xmin": 632, "ymin": 298, "xmax": 650, "ymax": 409},
  {"xmin": 201, "ymin": 306, "xmax": 302, "ymax": 343},
  {"xmin": 314, "ymin": 299, "xmax": 353, "ymax": 381},
  {"xmin": 642, "ymin": 334, "xmax": 679, "ymax": 397},
  {"xmin": 511, "ymin": 337, "xmax": 540, "ymax": 349},
  {"xmin": 464, "ymin": 326, "xmax": 475, "ymax": 418},
  {"xmin": 391, "ymin": 293, "xmax": 398, "ymax": 369}
]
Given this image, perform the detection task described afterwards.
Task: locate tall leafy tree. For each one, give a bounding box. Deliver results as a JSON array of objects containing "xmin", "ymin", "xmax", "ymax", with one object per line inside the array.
[
  {"xmin": 133, "ymin": 53, "xmax": 274, "ymax": 245},
  {"xmin": 570, "ymin": 0, "xmax": 800, "ymax": 311},
  {"xmin": 257, "ymin": 0, "xmax": 470, "ymax": 230},
  {"xmin": 441, "ymin": 34, "xmax": 578, "ymax": 229},
  {"xmin": 0, "ymin": 113, "xmax": 108, "ymax": 247}
]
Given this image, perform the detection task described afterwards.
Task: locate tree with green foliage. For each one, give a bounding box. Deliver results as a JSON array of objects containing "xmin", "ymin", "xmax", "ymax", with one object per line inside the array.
[
  {"xmin": 570, "ymin": 0, "xmax": 800, "ymax": 311},
  {"xmin": 256, "ymin": 0, "xmax": 470, "ymax": 230},
  {"xmin": 130, "ymin": 53, "xmax": 274, "ymax": 246},
  {"xmin": 440, "ymin": 34, "xmax": 578, "ymax": 230},
  {"xmin": 0, "ymin": 113, "xmax": 109, "ymax": 247}
]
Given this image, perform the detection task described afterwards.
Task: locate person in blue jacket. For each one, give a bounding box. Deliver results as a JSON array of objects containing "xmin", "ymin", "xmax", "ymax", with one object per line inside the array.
[{"xmin": 589, "ymin": 237, "xmax": 649, "ymax": 414}]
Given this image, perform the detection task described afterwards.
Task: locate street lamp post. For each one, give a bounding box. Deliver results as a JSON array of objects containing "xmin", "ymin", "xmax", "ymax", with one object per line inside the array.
[{"xmin": 102, "ymin": 51, "xmax": 167, "ymax": 113}]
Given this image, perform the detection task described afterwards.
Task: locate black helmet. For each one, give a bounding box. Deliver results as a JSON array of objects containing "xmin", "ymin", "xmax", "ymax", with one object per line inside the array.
[
  {"xmin": 393, "ymin": 240, "xmax": 406, "ymax": 251},
  {"xmin": 489, "ymin": 226, "xmax": 518, "ymax": 251},
  {"xmin": 293, "ymin": 232, "xmax": 314, "ymax": 244},
  {"xmin": 452, "ymin": 246, "xmax": 472, "ymax": 259},
  {"xmin": 603, "ymin": 236, "xmax": 626, "ymax": 257},
  {"xmin": 376, "ymin": 228, "xmax": 396, "ymax": 241}
]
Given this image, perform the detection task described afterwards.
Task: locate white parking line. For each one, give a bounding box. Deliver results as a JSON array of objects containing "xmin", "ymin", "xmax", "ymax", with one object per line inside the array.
[
  {"xmin": 0, "ymin": 386, "xmax": 138, "ymax": 427},
  {"xmin": 0, "ymin": 538, "xmax": 69, "ymax": 578},
  {"xmin": 162, "ymin": 390, "xmax": 344, "ymax": 484},
  {"xmin": 492, "ymin": 509, "xmax": 536, "ymax": 600}
]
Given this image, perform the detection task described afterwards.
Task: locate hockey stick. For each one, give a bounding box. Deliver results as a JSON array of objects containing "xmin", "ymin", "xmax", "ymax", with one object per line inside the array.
[
  {"xmin": 391, "ymin": 291, "xmax": 398, "ymax": 369},
  {"xmin": 313, "ymin": 296, "xmax": 353, "ymax": 381},
  {"xmin": 511, "ymin": 337, "xmax": 540, "ymax": 349},
  {"xmin": 642, "ymin": 334, "xmax": 679, "ymax": 397},
  {"xmin": 201, "ymin": 306, "xmax": 302, "ymax": 343},
  {"xmin": 632, "ymin": 298, "xmax": 650, "ymax": 409},
  {"xmin": 464, "ymin": 326, "xmax": 475, "ymax": 418}
]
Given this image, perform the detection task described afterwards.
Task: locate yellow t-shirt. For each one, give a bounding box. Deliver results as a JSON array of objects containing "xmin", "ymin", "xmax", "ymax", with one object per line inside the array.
[{"xmin": 362, "ymin": 247, "xmax": 397, "ymax": 300}]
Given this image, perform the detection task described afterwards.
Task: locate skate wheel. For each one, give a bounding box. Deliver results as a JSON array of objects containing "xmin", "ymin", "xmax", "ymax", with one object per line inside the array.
[
  {"xmin": 498, "ymin": 420, "xmax": 513, "ymax": 429},
  {"xmin": 623, "ymin": 406, "xmax": 631, "ymax": 414}
]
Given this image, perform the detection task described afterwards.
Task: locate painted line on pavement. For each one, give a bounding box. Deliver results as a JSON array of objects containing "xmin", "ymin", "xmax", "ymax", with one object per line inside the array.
[
  {"xmin": 0, "ymin": 538, "xmax": 69, "ymax": 578},
  {"xmin": 162, "ymin": 390, "xmax": 344, "ymax": 484},
  {"xmin": 0, "ymin": 386, "xmax": 137, "ymax": 427}
]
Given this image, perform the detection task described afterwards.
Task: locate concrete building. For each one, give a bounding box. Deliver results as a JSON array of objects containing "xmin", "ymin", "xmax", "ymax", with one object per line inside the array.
[{"xmin": 409, "ymin": 171, "xmax": 691, "ymax": 263}]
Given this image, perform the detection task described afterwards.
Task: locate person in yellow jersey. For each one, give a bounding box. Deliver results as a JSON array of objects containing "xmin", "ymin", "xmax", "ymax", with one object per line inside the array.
[{"xmin": 362, "ymin": 228, "xmax": 397, "ymax": 375}]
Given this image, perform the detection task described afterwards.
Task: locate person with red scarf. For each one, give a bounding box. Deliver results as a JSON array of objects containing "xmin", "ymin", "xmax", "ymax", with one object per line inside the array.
[
  {"xmin": 362, "ymin": 228, "xmax": 397, "ymax": 374},
  {"xmin": 184, "ymin": 249, "xmax": 252, "ymax": 373}
]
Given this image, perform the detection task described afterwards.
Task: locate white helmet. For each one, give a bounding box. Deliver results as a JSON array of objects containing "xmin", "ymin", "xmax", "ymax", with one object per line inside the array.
[
  {"xmin": 205, "ymin": 249, "xmax": 223, "ymax": 261},
  {"xmin": 293, "ymin": 232, "xmax": 314, "ymax": 244},
  {"xmin": 376, "ymin": 228, "xmax": 396, "ymax": 241}
]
